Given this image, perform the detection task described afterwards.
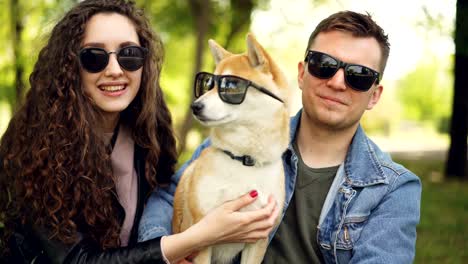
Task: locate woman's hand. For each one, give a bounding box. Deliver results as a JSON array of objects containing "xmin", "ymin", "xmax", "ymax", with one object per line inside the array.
[
  {"xmin": 162, "ymin": 191, "xmax": 279, "ymax": 263},
  {"xmin": 191, "ymin": 191, "xmax": 279, "ymax": 246}
]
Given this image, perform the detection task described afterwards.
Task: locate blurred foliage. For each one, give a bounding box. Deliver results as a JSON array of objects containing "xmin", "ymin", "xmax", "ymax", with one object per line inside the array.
[
  {"xmin": 364, "ymin": 2, "xmax": 455, "ymax": 138},
  {"xmin": 396, "ymin": 57, "xmax": 453, "ymax": 134},
  {"xmin": 361, "ymin": 86, "xmax": 402, "ymax": 136},
  {"xmin": 0, "ymin": 0, "xmax": 78, "ymax": 108}
]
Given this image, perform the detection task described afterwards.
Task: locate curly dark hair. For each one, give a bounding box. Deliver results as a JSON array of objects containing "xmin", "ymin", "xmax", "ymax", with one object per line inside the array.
[{"xmin": 0, "ymin": 0, "xmax": 177, "ymax": 250}]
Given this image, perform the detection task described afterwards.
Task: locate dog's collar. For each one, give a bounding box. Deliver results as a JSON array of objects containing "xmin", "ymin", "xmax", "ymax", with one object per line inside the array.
[{"xmin": 222, "ymin": 150, "xmax": 256, "ymax": 166}]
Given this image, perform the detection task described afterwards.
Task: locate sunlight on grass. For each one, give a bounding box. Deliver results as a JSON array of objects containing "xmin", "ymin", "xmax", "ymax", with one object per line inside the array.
[
  {"xmin": 416, "ymin": 180, "xmax": 468, "ymax": 263},
  {"xmin": 394, "ymin": 158, "xmax": 468, "ymax": 263}
]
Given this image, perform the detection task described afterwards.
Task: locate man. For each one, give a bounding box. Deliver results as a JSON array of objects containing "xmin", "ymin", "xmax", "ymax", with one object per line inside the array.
[
  {"xmin": 262, "ymin": 11, "xmax": 421, "ymax": 263},
  {"xmin": 139, "ymin": 11, "xmax": 421, "ymax": 264}
]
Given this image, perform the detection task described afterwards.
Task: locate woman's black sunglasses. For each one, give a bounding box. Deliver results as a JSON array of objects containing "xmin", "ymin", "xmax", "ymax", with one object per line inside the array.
[
  {"xmin": 79, "ymin": 46, "xmax": 148, "ymax": 73},
  {"xmin": 194, "ymin": 72, "xmax": 284, "ymax": 105},
  {"xmin": 304, "ymin": 50, "xmax": 380, "ymax": 92}
]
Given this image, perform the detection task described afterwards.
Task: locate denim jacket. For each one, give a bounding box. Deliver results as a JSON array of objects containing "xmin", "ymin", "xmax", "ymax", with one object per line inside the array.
[{"xmin": 139, "ymin": 110, "xmax": 421, "ymax": 264}]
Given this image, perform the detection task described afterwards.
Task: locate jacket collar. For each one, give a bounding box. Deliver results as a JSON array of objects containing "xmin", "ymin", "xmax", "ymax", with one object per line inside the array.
[
  {"xmin": 289, "ymin": 109, "xmax": 388, "ymax": 187},
  {"xmin": 288, "ymin": 110, "xmax": 302, "ymax": 151},
  {"xmin": 344, "ymin": 125, "xmax": 388, "ymax": 186}
]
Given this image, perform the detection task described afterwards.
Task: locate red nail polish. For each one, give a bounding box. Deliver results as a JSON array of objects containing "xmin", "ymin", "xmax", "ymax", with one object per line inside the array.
[{"xmin": 249, "ymin": 190, "xmax": 258, "ymax": 198}]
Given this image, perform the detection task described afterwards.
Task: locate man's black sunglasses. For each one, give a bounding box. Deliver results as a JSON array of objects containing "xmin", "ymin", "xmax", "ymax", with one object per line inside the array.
[
  {"xmin": 304, "ymin": 50, "xmax": 380, "ymax": 92},
  {"xmin": 79, "ymin": 46, "xmax": 148, "ymax": 73},
  {"xmin": 194, "ymin": 72, "xmax": 284, "ymax": 105}
]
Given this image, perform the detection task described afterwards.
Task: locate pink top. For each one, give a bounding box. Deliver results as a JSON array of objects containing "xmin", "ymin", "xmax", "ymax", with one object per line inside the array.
[{"xmin": 110, "ymin": 125, "xmax": 138, "ymax": 246}]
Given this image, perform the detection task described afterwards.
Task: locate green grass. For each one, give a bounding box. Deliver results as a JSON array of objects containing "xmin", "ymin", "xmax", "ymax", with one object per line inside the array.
[{"xmin": 394, "ymin": 157, "xmax": 468, "ymax": 263}]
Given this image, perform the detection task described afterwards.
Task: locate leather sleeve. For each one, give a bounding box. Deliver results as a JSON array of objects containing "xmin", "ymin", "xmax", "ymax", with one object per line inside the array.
[
  {"xmin": 10, "ymin": 225, "xmax": 167, "ymax": 264},
  {"xmin": 64, "ymin": 236, "xmax": 166, "ymax": 264}
]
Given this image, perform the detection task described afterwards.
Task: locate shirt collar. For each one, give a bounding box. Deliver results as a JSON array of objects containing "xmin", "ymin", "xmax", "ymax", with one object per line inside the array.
[{"xmin": 289, "ymin": 109, "xmax": 388, "ymax": 186}]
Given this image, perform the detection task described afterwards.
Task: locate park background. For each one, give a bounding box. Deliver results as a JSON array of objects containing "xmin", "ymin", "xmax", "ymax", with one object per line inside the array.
[{"xmin": 0, "ymin": 0, "xmax": 466, "ymax": 263}]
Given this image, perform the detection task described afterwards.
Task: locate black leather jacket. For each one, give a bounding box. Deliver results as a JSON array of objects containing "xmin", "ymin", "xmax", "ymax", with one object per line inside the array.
[{"xmin": 5, "ymin": 144, "xmax": 167, "ymax": 264}]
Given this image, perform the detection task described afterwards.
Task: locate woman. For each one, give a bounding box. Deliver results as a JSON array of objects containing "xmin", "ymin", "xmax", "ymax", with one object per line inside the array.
[{"xmin": 0, "ymin": 0, "xmax": 278, "ymax": 263}]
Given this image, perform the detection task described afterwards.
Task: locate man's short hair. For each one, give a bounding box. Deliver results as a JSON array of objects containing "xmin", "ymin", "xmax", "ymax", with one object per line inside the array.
[{"xmin": 306, "ymin": 11, "xmax": 390, "ymax": 76}]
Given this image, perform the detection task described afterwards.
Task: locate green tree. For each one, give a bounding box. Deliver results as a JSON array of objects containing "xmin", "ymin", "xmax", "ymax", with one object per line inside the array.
[{"xmin": 397, "ymin": 59, "xmax": 452, "ymax": 127}]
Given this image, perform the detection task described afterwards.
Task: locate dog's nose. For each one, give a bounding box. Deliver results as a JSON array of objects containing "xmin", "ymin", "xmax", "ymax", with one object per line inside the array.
[{"xmin": 191, "ymin": 101, "xmax": 204, "ymax": 115}]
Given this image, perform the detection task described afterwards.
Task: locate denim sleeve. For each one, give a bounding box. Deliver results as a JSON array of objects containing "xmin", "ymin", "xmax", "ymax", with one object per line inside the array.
[
  {"xmin": 138, "ymin": 139, "xmax": 212, "ymax": 242},
  {"xmin": 349, "ymin": 172, "xmax": 421, "ymax": 264}
]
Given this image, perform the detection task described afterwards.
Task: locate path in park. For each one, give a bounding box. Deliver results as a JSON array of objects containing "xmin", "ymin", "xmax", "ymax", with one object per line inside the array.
[
  {"xmin": 391, "ymin": 150, "xmax": 447, "ymax": 161},
  {"xmin": 371, "ymin": 136, "xmax": 448, "ymax": 161}
]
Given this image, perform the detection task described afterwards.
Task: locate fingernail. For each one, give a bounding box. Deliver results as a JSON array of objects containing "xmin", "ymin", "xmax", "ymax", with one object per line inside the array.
[{"xmin": 249, "ymin": 190, "xmax": 258, "ymax": 198}]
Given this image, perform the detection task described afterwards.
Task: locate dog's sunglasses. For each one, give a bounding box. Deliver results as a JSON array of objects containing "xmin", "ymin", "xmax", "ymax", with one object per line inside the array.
[
  {"xmin": 79, "ymin": 46, "xmax": 148, "ymax": 73},
  {"xmin": 304, "ymin": 50, "xmax": 380, "ymax": 92},
  {"xmin": 194, "ymin": 72, "xmax": 284, "ymax": 105}
]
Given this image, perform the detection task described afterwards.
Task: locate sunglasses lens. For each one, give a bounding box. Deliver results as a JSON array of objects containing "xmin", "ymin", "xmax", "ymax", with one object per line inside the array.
[
  {"xmin": 307, "ymin": 52, "xmax": 339, "ymax": 79},
  {"xmin": 118, "ymin": 46, "xmax": 146, "ymax": 71},
  {"xmin": 194, "ymin": 73, "xmax": 214, "ymax": 98},
  {"xmin": 218, "ymin": 76, "xmax": 248, "ymax": 104},
  {"xmin": 306, "ymin": 51, "xmax": 379, "ymax": 92},
  {"xmin": 345, "ymin": 65, "xmax": 377, "ymax": 91},
  {"xmin": 80, "ymin": 48, "xmax": 108, "ymax": 73}
]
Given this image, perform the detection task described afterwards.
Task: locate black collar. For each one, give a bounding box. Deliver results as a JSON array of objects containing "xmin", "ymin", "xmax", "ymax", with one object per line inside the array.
[{"xmin": 222, "ymin": 150, "xmax": 256, "ymax": 166}]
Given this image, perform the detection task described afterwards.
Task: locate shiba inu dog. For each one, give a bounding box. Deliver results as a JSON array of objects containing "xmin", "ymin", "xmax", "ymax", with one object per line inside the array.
[{"xmin": 172, "ymin": 34, "xmax": 290, "ymax": 264}]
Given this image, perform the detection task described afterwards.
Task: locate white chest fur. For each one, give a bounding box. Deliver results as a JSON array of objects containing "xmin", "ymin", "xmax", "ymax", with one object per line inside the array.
[
  {"xmin": 189, "ymin": 149, "xmax": 285, "ymax": 263},
  {"xmin": 194, "ymin": 150, "xmax": 284, "ymax": 214}
]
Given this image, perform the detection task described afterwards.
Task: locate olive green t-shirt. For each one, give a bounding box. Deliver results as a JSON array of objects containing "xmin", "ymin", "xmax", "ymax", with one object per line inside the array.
[{"xmin": 263, "ymin": 141, "xmax": 339, "ymax": 264}]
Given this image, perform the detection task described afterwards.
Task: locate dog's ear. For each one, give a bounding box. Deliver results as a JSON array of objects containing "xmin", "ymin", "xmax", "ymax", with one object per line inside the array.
[
  {"xmin": 246, "ymin": 33, "xmax": 269, "ymax": 72},
  {"xmin": 208, "ymin": 39, "xmax": 231, "ymax": 65}
]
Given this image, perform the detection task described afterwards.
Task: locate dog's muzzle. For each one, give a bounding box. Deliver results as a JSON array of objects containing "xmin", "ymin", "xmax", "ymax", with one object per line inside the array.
[{"xmin": 191, "ymin": 101, "xmax": 204, "ymax": 116}]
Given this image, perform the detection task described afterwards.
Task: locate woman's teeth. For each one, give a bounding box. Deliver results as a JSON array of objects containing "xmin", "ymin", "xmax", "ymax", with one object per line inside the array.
[{"xmin": 100, "ymin": 85, "xmax": 125, "ymax": 92}]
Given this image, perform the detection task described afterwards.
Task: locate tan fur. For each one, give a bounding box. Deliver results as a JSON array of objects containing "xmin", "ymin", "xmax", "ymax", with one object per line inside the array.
[{"xmin": 172, "ymin": 34, "xmax": 290, "ymax": 264}]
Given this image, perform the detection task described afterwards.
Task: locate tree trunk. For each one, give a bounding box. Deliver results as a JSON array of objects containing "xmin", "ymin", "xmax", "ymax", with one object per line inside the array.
[
  {"xmin": 223, "ymin": 0, "xmax": 254, "ymax": 49},
  {"xmin": 177, "ymin": 0, "xmax": 210, "ymax": 155},
  {"xmin": 446, "ymin": 0, "xmax": 468, "ymax": 179},
  {"xmin": 11, "ymin": 0, "xmax": 25, "ymax": 109}
]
